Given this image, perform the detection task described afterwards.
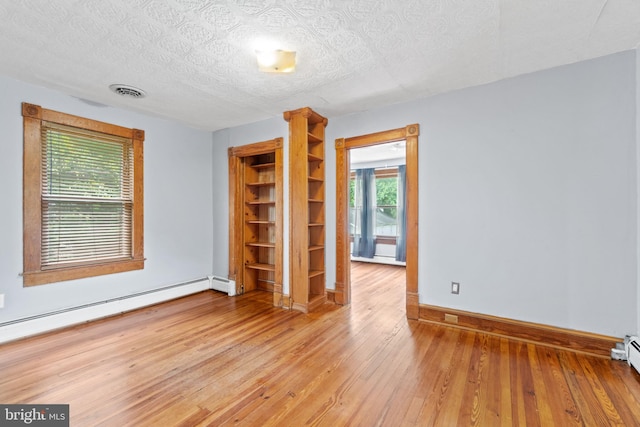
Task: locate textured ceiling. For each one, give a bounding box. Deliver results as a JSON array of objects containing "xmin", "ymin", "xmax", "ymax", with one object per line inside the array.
[{"xmin": 1, "ymin": 0, "xmax": 639, "ymax": 131}]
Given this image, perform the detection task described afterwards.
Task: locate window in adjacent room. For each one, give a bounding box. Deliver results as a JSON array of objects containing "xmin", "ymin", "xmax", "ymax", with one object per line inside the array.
[
  {"xmin": 373, "ymin": 168, "xmax": 399, "ymax": 239},
  {"xmin": 22, "ymin": 103, "xmax": 144, "ymax": 286},
  {"xmin": 349, "ymin": 167, "xmax": 401, "ymax": 242}
]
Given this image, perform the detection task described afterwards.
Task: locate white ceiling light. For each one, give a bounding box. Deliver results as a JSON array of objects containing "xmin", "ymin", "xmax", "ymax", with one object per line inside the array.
[{"xmin": 256, "ymin": 50, "xmax": 296, "ymax": 73}]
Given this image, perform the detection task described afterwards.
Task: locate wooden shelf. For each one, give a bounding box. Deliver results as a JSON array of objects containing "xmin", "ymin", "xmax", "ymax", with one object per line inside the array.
[
  {"xmin": 307, "ymin": 132, "xmax": 322, "ymax": 145},
  {"xmin": 246, "ymin": 242, "xmax": 275, "ymax": 248},
  {"xmin": 308, "ymin": 153, "xmax": 323, "ymax": 162},
  {"xmin": 252, "ymin": 162, "xmax": 275, "ymax": 169},
  {"xmin": 246, "ymin": 200, "xmax": 276, "ymax": 205},
  {"xmin": 246, "ymin": 181, "xmax": 275, "ymax": 187},
  {"xmin": 284, "ymin": 107, "xmax": 327, "ymax": 314},
  {"xmin": 309, "ymin": 270, "xmax": 324, "ymax": 278},
  {"xmin": 246, "ymin": 263, "xmax": 275, "ymax": 272},
  {"xmin": 229, "ymin": 138, "xmax": 283, "ymax": 306}
]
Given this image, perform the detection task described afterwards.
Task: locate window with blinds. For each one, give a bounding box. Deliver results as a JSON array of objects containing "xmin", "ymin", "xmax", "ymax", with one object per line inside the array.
[
  {"xmin": 41, "ymin": 122, "xmax": 133, "ymax": 267},
  {"xmin": 22, "ymin": 103, "xmax": 144, "ymax": 286}
]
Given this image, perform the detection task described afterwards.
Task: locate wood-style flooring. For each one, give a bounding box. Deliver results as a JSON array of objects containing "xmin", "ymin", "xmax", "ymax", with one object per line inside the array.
[{"xmin": 1, "ymin": 262, "xmax": 640, "ymax": 426}]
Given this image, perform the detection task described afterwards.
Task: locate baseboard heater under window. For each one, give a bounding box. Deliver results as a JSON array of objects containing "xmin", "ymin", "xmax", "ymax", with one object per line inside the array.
[{"xmin": 0, "ymin": 275, "xmax": 237, "ymax": 344}]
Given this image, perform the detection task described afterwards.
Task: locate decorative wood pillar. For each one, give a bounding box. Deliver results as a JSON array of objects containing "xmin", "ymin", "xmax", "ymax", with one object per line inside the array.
[
  {"xmin": 334, "ymin": 137, "xmax": 350, "ymax": 305},
  {"xmin": 284, "ymin": 107, "xmax": 328, "ymax": 313}
]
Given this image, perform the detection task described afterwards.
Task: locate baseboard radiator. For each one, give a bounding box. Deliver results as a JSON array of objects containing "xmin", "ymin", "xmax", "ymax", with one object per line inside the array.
[
  {"xmin": 627, "ymin": 336, "xmax": 640, "ymax": 375},
  {"xmin": 0, "ymin": 277, "xmax": 218, "ymax": 344},
  {"xmin": 208, "ymin": 275, "xmax": 236, "ymax": 296}
]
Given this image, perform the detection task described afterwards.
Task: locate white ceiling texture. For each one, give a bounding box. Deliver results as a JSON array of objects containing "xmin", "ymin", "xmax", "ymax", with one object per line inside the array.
[{"xmin": 1, "ymin": 0, "xmax": 639, "ymax": 132}]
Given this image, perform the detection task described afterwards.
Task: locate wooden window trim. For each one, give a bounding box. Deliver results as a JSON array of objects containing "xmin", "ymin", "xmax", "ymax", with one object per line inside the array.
[
  {"xmin": 22, "ymin": 103, "xmax": 144, "ymax": 286},
  {"xmin": 349, "ymin": 167, "xmax": 399, "ymax": 179},
  {"xmin": 373, "ymin": 167, "xmax": 399, "ymax": 178}
]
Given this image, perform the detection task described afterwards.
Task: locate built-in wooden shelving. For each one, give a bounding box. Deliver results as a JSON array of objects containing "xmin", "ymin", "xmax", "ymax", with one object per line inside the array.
[
  {"xmin": 228, "ymin": 138, "xmax": 283, "ymax": 307},
  {"xmin": 284, "ymin": 107, "xmax": 328, "ymax": 313}
]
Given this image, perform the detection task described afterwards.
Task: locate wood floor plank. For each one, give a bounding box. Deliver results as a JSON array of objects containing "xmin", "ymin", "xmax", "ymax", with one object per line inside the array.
[
  {"xmin": 559, "ymin": 350, "xmax": 610, "ymax": 425},
  {"xmin": 1, "ymin": 262, "xmax": 639, "ymax": 426},
  {"xmin": 510, "ymin": 340, "xmax": 541, "ymax": 426},
  {"xmin": 402, "ymin": 324, "xmax": 457, "ymax": 425},
  {"xmin": 417, "ymin": 327, "xmax": 476, "ymax": 426},
  {"xmin": 480, "ymin": 335, "xmax": 505, "ymax": 426},
  {"xmin": 535, "ymin": 345, "xmax": 582, "ymax": 426},
  {"xmin": 577, "ymin": 354, "xmax": 627, "ymax": 425},
  {"xmin": 496, "ymin": 337, "xmax": 514, "ymax": 426}
]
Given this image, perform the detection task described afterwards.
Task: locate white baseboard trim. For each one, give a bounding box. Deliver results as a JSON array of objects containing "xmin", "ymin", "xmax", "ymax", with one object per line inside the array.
[{"xmin": 0, "ymin": 278, "xmax": 211, "ymax": 344}]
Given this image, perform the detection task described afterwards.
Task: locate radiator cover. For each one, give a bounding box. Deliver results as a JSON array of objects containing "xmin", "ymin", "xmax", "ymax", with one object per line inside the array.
[
  {"xmin": 208, "ymin": 275, "xmax": 236, "ymax": 296},
  {"xmin": 0, "ymin": 278, "xmax": 210, "ymax": 344},
  {"xmin": 627, "ymin": 336, "xmax": 640, "ymax": 375}
]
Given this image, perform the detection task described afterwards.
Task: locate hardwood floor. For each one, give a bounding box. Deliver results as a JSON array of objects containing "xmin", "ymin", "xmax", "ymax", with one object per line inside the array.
[{"xmin": 1, "ymin": 262, "xmax": 640, "ymax": 426}]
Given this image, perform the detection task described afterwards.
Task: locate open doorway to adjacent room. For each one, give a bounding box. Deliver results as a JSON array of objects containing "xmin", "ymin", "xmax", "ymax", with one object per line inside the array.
[
  {"xmin": 335, "ymin": 125, "xmax": 419, "ymax": 318},
  {"xmin": 348, "ymin": 142, "xmax": 407, "ymax": 308}
]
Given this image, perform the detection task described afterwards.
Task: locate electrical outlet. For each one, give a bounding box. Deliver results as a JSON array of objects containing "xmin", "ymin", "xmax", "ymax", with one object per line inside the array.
[
  {"xmin": 0, "ymin": 294, "xmax": 4, "ymax": 308},
  {"xmin": 444, "ymin": 313, "xmax": 458, "ymax": 323},
  {"xmin": 451, "ymin": 282, "xmax": 460, "ymax": 294}
]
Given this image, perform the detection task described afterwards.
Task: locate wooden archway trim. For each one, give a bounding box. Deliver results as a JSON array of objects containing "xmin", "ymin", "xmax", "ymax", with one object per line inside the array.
[{"xmin": 335, "ymin": 124, "xmax": 419, "ymax": 319}]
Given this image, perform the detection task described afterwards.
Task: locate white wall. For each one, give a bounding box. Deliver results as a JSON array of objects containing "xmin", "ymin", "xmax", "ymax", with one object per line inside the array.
[
  {"xmin": 0, "ymin": 76, "xmax": 214, "ymax": 323},
  {"xmin": 6, "ymin": 50, "xmax": 635, "ymax": 340},
  {"xmin": 204, "ymin": 51, "xmax": 640, "ymax": 338},
  {"xmin": 207, "ymin": 51, "xmax": 637, "ymax": 337},
  {"xmin": 637, "ymin": 49, "xmax": 640, "ymax": 338},
  {"xmin": 324, "ymin": 51, "xmax": 637, "ymax": 338}
]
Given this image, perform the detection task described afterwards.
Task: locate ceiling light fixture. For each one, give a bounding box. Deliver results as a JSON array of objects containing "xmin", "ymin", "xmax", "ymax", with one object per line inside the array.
[{"xmin": 256, "ymin": 50, "xmax": 296, "ymax": 73}]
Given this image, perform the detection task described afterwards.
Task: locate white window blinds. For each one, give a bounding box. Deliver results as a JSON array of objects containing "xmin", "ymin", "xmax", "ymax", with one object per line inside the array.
[{"xmin": 40, "ymin": 121, "xmax": 133, "ymax": 267}]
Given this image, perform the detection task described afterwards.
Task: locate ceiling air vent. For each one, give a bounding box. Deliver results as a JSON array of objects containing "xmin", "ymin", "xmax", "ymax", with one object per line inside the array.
[{"xmin": 109, "ymin": 84, "xmax": 146, "ymax": 99}]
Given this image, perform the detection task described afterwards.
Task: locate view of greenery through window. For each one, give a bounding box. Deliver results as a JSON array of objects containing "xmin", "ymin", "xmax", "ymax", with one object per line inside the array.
[
  {"xmin": 22, "ymin": 102, "xmax": 144, "ymax": 286},
  {"xmin": 375, "ymin": 176, "xmax": 398, "ymax": 236},
  {"xmin": 43, "ymin": 125, "xmax": 132, "ymax": 266},
  {"xmin": 349, "ymin": 170, "xmax": 399, "ymax": 237}
]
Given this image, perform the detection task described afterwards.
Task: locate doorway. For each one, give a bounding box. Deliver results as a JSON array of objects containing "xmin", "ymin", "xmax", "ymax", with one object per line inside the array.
[{"xmin": 335, "ymin": 125, "xmax": 419, "ymax": 319}]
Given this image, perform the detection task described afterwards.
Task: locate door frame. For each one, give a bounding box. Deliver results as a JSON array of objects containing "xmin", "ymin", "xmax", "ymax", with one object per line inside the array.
[{"xmin": 335, "ymin": 124, "xmax": 419, "ymax": 318}]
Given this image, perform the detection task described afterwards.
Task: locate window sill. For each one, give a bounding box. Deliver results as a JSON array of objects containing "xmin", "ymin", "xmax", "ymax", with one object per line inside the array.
[
  {"xmin": 23, "ymin": 258, "xmax": 145, "ymax": 287},
  {"xmin": 348, "ymin": 235, "xmax": 397, "ymax": 245}
]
